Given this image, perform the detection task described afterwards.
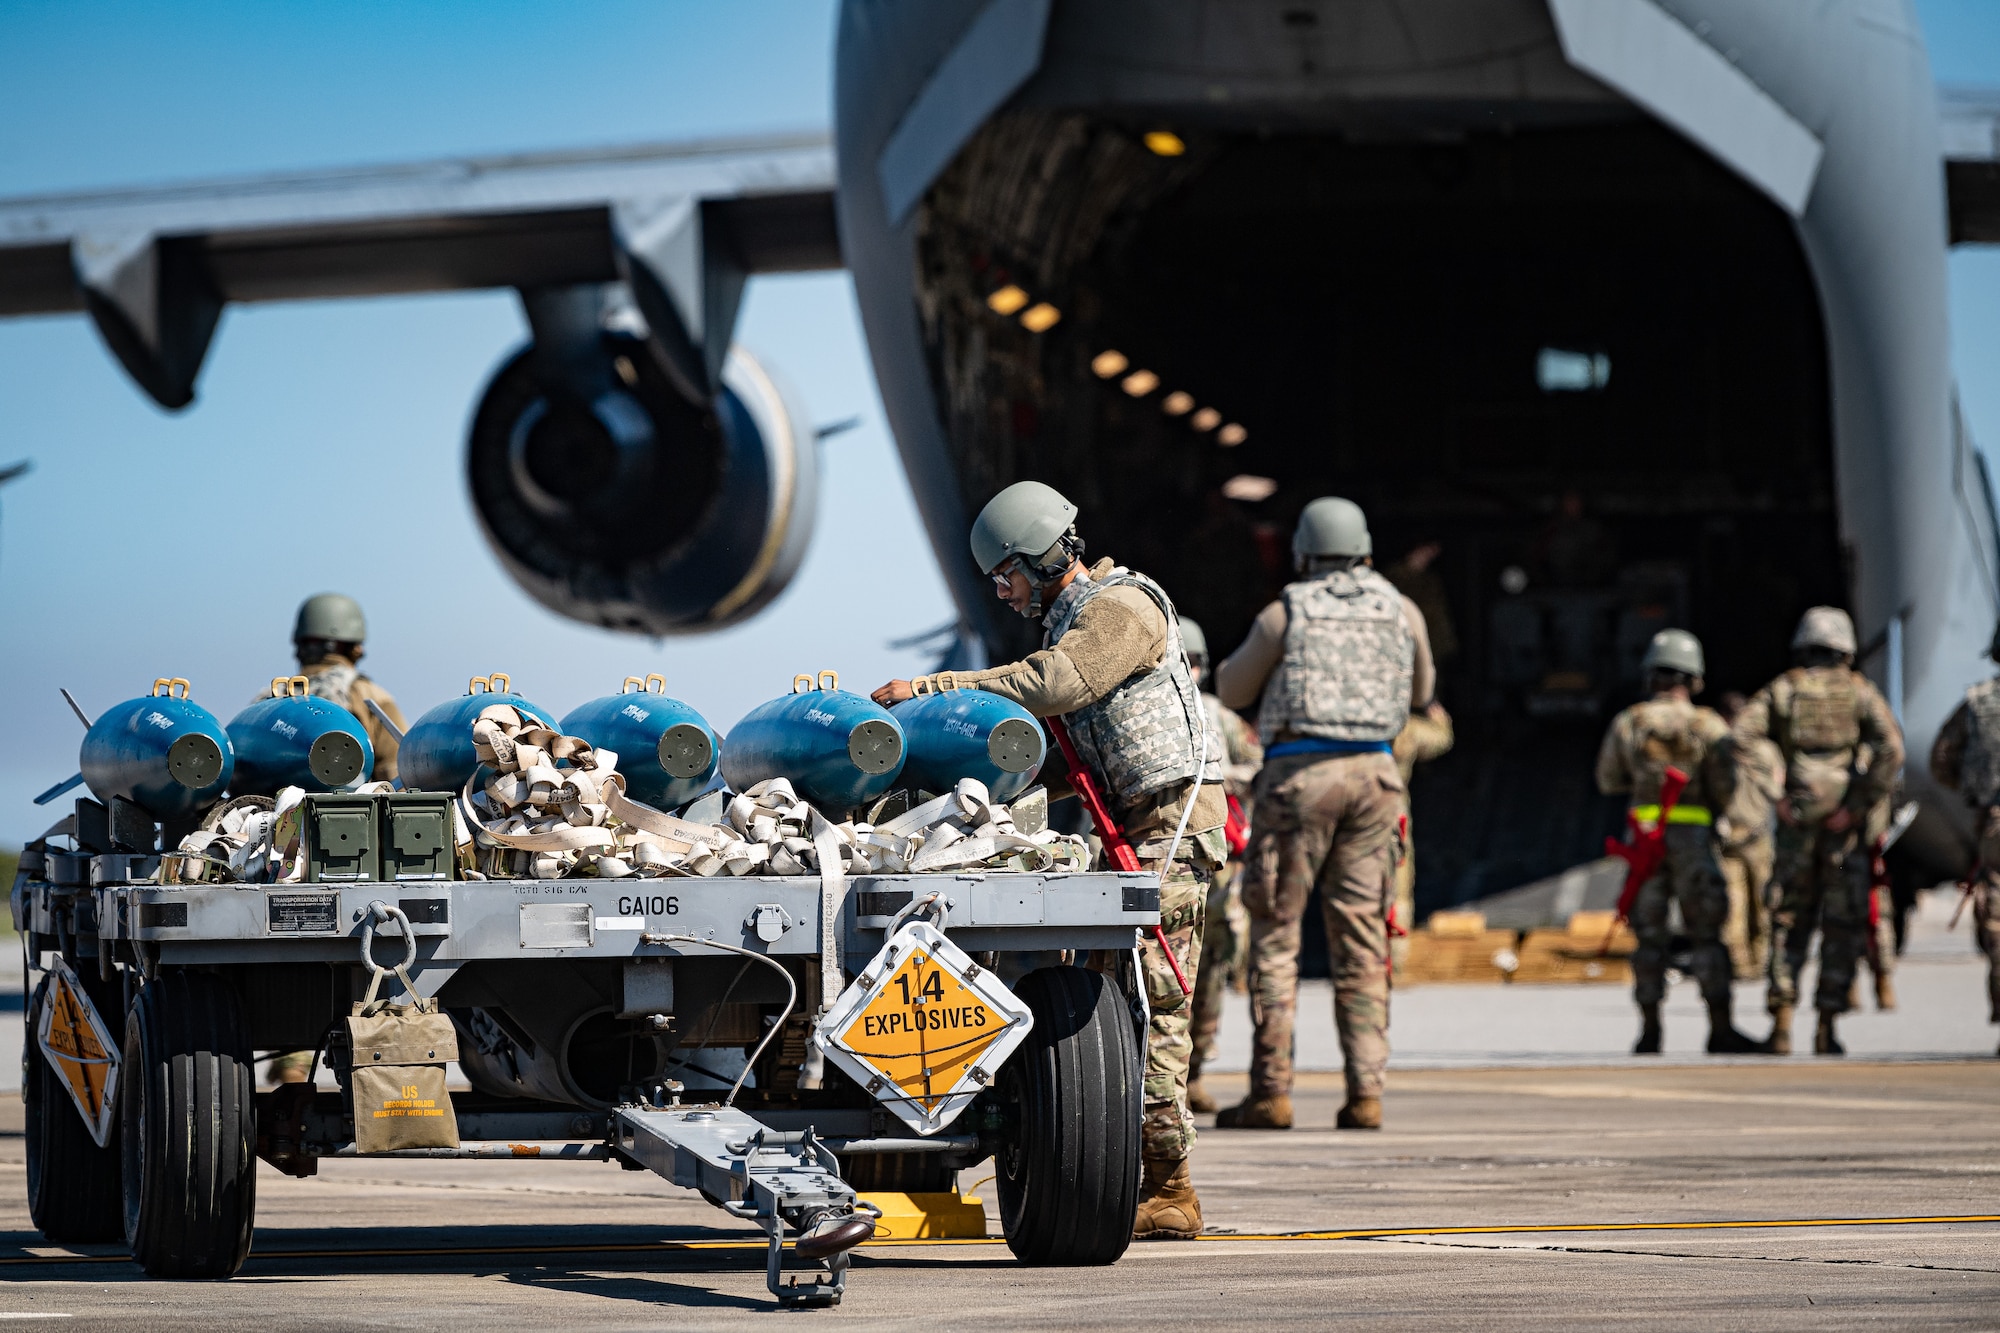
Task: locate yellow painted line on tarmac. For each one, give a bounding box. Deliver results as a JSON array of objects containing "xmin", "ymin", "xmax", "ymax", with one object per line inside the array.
[{"xmin": 4, "ymin": 1214, "xmax": 1997, "ymax": 1268}]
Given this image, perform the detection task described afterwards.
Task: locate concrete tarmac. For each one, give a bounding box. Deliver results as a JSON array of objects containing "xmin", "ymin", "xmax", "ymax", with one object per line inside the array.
[
  {"xmin": 3, "ymin": 1063, "xmax": 1996, "ymax": 1327},
  {"xmin": 2, "ymin": 889, "xmax": 1996, "ymax": 1327}
]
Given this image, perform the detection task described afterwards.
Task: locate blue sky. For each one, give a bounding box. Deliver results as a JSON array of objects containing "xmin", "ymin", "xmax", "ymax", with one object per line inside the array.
[{"xmin": 2, "ymin": 1, "xmax": 2000, "ymax": 841}]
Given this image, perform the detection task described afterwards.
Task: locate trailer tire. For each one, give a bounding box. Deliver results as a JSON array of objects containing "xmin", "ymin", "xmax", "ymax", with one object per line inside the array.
[
  {"xmin": 996, "ymin": 966, "xmax": 1142, "ymax": 1265},
  {"xmin": 121, "ymin": 971, "xmax": 256, "ymax": 1278},
  {"xmin": 24, "ymin": 976, "xmax": 124, "ymax": 1243}
]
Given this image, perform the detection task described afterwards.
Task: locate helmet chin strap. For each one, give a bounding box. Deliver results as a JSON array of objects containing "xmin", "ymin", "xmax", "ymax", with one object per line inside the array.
[{"xmin": 1005, "ymin": 552, "xmax": 1076, "ymax": 618}]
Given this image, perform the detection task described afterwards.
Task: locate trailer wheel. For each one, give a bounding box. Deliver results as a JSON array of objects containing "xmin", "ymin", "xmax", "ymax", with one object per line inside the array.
[
  {"xmin": 996, "ymin": 966, "xmax": 1142, "ymax": 1265},
  {"xmin": 121, "ymin": 971, "xmax": 256, "ymax": 1277},
  {"xmin": 24, "ymin": 976, "xmax": 124, "ymax": 1243}
]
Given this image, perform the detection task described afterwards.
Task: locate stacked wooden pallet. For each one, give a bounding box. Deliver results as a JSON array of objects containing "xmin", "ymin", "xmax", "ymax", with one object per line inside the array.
[{"xmin": 1396, "ymin": 909, "xmax": 1636, "ymax": 986}]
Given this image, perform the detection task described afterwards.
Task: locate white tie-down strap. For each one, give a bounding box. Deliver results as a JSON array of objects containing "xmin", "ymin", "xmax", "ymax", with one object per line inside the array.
[
  {"xmin": 161, "ymin": 698, "xmax": 1091, "ymax": 892},
  {"xmin": 163, "ymin": 783, "xmax": 382, "ymax": 883}
]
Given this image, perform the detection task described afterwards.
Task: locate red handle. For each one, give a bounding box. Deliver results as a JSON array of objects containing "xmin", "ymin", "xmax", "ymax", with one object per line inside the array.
[{"xmin": 1047, "ymin": 717, "xmax": 1189, "ymax": 995}]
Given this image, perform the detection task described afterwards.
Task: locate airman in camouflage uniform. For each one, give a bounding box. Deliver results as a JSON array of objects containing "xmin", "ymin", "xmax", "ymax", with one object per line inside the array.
[
  {"xmin": 1732, "ymin": 607, "xmax": 1904, "ymax": 1056},
  {"xmin": 1390, "ymin": 701, "xmax": 1454, "ymax": 975},
  {"xmin": 285, "ymin": 593, "xmax": 406, "ymax": 783},
  {"xmin": 874, "ymin": 481, "xmax": 1224, "ymax": 1239},
  {"xmin": 1594, "ymin": 629, "xmax": 1757, "ymax": 1053},
  {"xmin": 1927, "ymin": 619, "xmax": 2000, "ymax": 1056},
  {"xmin": 1715, "ymin": 692, "xmax": 1782, "ymax": 982},
  {"xmin": 1210, "ymin": 498, "xmax": 1435, "ymax": 1131},
  {"xmin": 266, "ymin": 593, "xmax": 406, "ymax": 1086},
  {"xmin": 1182, "ymin": 617, "xmax": 1264, "ymax": 1117}
]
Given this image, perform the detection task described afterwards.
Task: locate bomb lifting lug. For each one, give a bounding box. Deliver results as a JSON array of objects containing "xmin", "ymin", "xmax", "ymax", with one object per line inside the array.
[{"xmin": 610, "ymin": 1102, "xmax": 876, "ymax": 1307}]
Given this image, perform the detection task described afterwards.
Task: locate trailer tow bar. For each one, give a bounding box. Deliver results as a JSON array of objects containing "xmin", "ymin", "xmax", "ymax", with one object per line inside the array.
[{"xmin": 611, "ymin": 1102, "xmax": 876, "ymax": 1307}]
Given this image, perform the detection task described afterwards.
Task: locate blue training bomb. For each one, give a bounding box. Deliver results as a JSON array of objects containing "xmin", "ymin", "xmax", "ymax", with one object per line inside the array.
[
  {"xmin": 561, "ymin": 675, "xmax": 719, "ymax": 812},
  {"xmin": 226, "ymin": 677, "xmax": 374, "ymax": 796},
  {"xmin": 79, "ymin": 678, "xmax": 234, "ymax": 820},
  {"xmin": 721, "ymin": 671, "xmax": 905, "ymax": 812},
  {"xmin": 400, "ymin": 674, "xmax": 555, "ymax": 793},
  {"xmin": 892, "ymin": 683, "xmax": 1045, "ymax": 802}
]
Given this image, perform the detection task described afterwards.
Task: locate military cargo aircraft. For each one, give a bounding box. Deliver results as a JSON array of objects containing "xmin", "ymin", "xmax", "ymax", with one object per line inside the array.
[{"xmin": 4, "ymin": 0, "xmax": 1999, "ymax": 903}]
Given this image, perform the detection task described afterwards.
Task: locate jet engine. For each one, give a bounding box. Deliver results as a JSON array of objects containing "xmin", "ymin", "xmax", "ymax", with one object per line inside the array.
[{"xmin": 466, "ymin": 328, "xmax": 817, "ymax": 635}]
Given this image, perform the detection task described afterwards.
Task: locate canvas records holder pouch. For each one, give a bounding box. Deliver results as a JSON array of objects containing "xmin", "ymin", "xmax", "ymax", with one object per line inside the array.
[
  {"xmin": 344, "ymin": 904, "xmax": 459, "ymax": 1152},
  {"xmin": 347, "ymin": 998, "xmax": 459, "ymax": 1153}
]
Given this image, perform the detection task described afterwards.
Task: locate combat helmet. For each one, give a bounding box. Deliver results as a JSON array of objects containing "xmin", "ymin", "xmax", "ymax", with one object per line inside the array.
[
  {"xmin": 1293, "ymin": 496, "xmax": 1371, "ymax": 568},
  {"xmin": 295, "ymin": 592, "xmax": 367, "ymax": 644},
  {"xmin": 1641, "ymin": 628, "xmax": 1705, "ymax": 680},
  {"xmin": 970, "ymin": 481, "xmax": 1078, "ymax": 576},
  {"xmin": 1791, "ymin": 606, "xmax": 1857, "ymax": 656},
  {"xmin": 1179, "ymin": 616, "xmax": 1209, "ymax": 672}
]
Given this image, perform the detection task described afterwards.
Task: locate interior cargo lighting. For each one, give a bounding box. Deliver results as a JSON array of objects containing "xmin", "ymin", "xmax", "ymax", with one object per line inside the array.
[
  {"xmin": 1161, "ymin": 391, "xmax": 1194, "ymax": 416},
  {"xmin": 1537, "ymin": 347, "xmax": 1611, "ymax": 392},
  {"xmin": 1019, "ymin": 302, "xmax": 1062, "ymax": 332},
  {"xmin": 1222, "ymin": 474, "xmax": 1277, "ymax": 502},
  {"xmin": 1217, "ymin": 423, "xmax": 1248, "ymax": 446},
  {"xmin": 1121, "ymin": 369, "xmax": 1160, "ymax": 397},
  {"xmin": 1144, "ymin": 130, "xmax": 1187, "ymax": 157},
  {"xmin": 1190, "ymin": 407, "xmax": 1221, "ymax": 432},
  {"xmin": 987, "ymin": 285, "xmax": 1030, "ymax": 316},
  {"xmin": 1091, "ymin": 349, "xmax": 1129, "ymax": 378}
]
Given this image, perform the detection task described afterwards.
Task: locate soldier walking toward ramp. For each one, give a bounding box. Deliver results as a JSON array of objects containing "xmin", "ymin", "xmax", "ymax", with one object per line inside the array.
[
  {"xmin": 1927, "ymin": 620, "xmax": 2000, "ymax": 1056},
  {"xmin": 1181, "ymin": 617, "xmax": 1264, "ymax": 1117},
  {"xmin": 1733, "ymin": 607, "xmax": 1904, "ymax": 1055},
  {"xmin": 1715, "ymin": 691, "xmax": 1782, "ymax": 982},
  {"xmin": 872, "ymin": 482, "xmax": 1225, "ymax": 1238},
  {"xmin": 1595, "ymin": 630, "xmax": 1758, "ymax": 1053},
  {"xmin": 1210, "ymin": 497, "xmax": 1433, "ymax": 1131}
]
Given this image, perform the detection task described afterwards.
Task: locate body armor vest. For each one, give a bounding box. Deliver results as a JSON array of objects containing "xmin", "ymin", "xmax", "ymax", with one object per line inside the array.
[
  {"xmin": 1256, "ymin": 566, "xmax": 1414, "ymax": 745},
  {"xmin": 304, "ymin": 660, "xmax": 360, "ymax": 709},
  {"xmin": 1618, "ymin": 698, "xmax": 1723, "ymax": 809},
  {"xmin": 1043, "ymin": 567, "xmax": 1218, "ymax": 807},
  {"xmin": 1782, "ymin": 666, "xmax": 1861, "ymax": 753},
  {"xmin": 1959, "ymin": 676, "xmax": 2000, "ymax": 807},
  {"xmin": 1776, "ymin": 665, "xmax": 1863, "ymax": 821}
]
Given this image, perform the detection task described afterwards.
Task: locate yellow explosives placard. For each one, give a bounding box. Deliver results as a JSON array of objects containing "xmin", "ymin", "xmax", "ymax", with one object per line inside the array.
[
  {"xmin": 37, "ymin": 958, "xmax": 122, "ymax": 1148},
  {"xmin": 817, "ymin": 920, "xmax": 1033, "ymax": 1135}
]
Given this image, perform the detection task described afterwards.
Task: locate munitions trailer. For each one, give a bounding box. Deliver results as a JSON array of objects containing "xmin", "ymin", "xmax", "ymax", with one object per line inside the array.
[{"xmin": 14, "ymin": 797, "xmax": 1161, "ymax": 1308}]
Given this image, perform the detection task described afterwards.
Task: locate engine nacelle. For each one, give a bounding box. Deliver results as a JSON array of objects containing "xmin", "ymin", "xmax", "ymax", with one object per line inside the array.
[{"xmin": 467, "ymin": 333, "xmax": 816, "ymax": 635}]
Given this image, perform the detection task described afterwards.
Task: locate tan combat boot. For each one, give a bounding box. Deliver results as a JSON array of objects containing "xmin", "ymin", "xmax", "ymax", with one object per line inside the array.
[
  {"xmin": 1814, "ymin": 1010, "xmax": 1845, "ymax": 1056},
  {"xmin": 1336, "ymin": 1096, "xmax": 1382, "ymax": 1130},
  {"xmin": 1186, "ymin": 1078, "xmax": 1217, "ymax": 1115},
  {"xmin": 1131, "ymin": 1158, "xmax": 1202, "ymax": 1239},
  {"xmin": 1764, "ymin": 1005, "xmax": 1794, "ymax": 1055},
  {"xmin": 1215, "ymin": 1093, "xmax": 1293, "ymax": 1129},
  {"xmin": 1875, "ymin": 973, "xmax": 1897, "ymax": 1011}
]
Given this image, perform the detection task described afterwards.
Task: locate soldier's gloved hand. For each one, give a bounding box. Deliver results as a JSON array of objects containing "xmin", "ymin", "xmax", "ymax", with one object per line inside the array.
[
  {"xmin": 1824, "ymin": 805, "xmax": 1854, "ymax": 833},
  {"xmin": 872, "ymin": 679, "xmax": 916, "ymax": 707},
  {"xmin": 1776, "ymin": 798, "xmax": 1798, "ymax": 827}
]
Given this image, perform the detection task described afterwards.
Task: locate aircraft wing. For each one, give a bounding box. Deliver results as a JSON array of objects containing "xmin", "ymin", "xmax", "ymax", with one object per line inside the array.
[
  {"xmin": 1941, "ymin": 88, "xmax": 2000, "ymax": 244},
  {"xmin": 0, "ymin": 132, "xmax": 839, "ymax": 406}
]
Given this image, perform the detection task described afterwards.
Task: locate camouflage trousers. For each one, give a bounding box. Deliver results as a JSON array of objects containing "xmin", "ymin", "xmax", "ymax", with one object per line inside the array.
[
  {"xmin": 1630, "ymin": 826, "xmax": 1732, "ymax": 1007},
  {"xmin": 1768, "ymin": 820, "xmax": 1870, "ymax": 1014},
  {"xmin": 1188, "ymin": 859, "xmax": 1243, "ymax": 1082},
  {"xmin": 1242, "ymin": 752, "xmax": 1402, "ymax": 1102},
  {"xmin": 268, "ymin": 1049, "xmax": 315, "ymax": 1084},
  {"xmin": 1975, "ymin": 807, "xmax": 2000, "ymax": 1024},
  {"xmin": 1720, "ymin": 835, "xmax": 1773, "ymax": 982},
  {"xmin": 1139, "ymin": 853, "xmax": 1211, "ymax": 1163}
]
